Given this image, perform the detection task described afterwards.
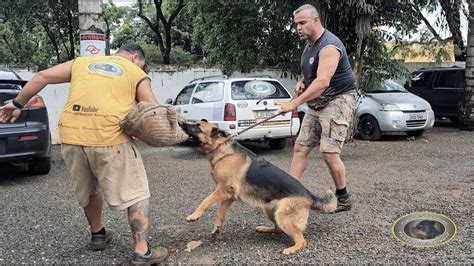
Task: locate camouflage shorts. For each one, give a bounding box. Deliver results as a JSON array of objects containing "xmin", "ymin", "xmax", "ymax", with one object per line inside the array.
[{"xmin": 296, "ymin": 91, "xmax": 357, "ymax": 153}]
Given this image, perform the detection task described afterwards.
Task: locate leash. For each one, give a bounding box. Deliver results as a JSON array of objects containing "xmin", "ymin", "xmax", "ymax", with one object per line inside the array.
[
  {"xmin": 234, "ymin": 113, "xmax": 281, "ymax": 137},
  {"xmin": 231, "ymin": 94, "xmax": 298, "ymax": 138}
]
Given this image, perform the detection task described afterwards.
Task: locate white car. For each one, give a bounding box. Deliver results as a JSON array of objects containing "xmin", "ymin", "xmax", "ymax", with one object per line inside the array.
[
  {"xmin": 167, "ymin": 75, "xmax": 300, "ymax": 149},
  {"xmin": 296, "ymin": 80, "xmax": 435, "ymax": 141},
  {"xmin": 356, "ymin": 79, "xmax": 435, "ymax": 140}
]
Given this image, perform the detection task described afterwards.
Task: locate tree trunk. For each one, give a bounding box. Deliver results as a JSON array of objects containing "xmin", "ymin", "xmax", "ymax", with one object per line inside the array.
[
  {"xmin": 78, "ymin": 0, "xmax": 106, "ymax": 57},
  {"xmin": 104, "ymin": 15, "xmax": 111, "ymax": 55},
  {"xmin": 439, "ymin": 0, "xmax": 466, "ymax": 61},
  {"xmin": 137, "ymin": 0, "xmax": 186, "ymax": 64},
  {"xmin": 459, "ymin": 2, "xmax": 473, "ymax": 130},
  {"xmin": 41, "ymin": 21, "xmax": 61, "ymax": 63},
  {"xmin": 163, "ymin": 24, "xmax": 172, "ymax": 64},
  {"xmin": 67, "ymin": 8, "xmax": 76, "ymax": 59}
]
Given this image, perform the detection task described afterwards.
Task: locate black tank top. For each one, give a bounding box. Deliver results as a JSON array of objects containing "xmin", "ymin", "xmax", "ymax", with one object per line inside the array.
[{"xmin": 300, "ymin": 30, "xmax": 356, "ymax": 100}]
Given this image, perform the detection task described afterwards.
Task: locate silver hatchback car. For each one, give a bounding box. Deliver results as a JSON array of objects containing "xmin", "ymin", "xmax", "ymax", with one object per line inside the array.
[{"xmin": 357, "ymin": 79, "xmax": 435, "ymax": 140}]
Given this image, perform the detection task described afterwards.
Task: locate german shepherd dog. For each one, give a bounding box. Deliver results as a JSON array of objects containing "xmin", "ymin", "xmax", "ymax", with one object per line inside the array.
[{"xmin": 179, "ymin": 121, "xmax": 337, "ymax": 254}]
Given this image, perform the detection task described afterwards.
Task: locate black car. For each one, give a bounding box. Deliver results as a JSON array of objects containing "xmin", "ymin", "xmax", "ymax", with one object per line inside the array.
[
  {"xmin": 0, "ymin": 68, "xmax": 51, "ymax": 175},
  {"xmin": 406, "ymin": 66, "xmax": 465, "ymax": 124}
]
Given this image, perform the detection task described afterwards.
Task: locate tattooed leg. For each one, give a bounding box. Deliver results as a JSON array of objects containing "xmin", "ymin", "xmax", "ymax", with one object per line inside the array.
[{"xmin": 128, "ymin": 199, "xmax": 151, "ymax": 253}]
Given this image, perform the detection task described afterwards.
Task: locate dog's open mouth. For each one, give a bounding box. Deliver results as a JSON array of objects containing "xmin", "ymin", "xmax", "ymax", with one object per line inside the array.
[{"xmin": 178, "ymin": 122, "xmax": 201, "ymax": 146}]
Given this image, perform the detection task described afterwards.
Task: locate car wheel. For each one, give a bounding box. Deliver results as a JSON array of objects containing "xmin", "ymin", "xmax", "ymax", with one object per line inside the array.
[
  {"xmin": 406, "ymin": 130, "xmax": 424, "ymax": 138},
  {"xmin": 269, "ymin": 138, "xmax": 287, "ymax": 150},
  {"xmin": 358, "ymin": 115, "xmax": 382, "ymax": 141},
  {"xmin": 28, "ymin": 157, "xmax": 52, "ymax": 175},
  {"xmin": 448, "ymin": 116, "xmax": 460, "ymax": 126}
]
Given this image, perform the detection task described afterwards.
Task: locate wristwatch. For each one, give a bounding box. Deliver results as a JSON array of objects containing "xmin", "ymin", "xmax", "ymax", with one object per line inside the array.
[{"xmin": 11, "ymin": 99, "xmax": 24, "ymax": 109}]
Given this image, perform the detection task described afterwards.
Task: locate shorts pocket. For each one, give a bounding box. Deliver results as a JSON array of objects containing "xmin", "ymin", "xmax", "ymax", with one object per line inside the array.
[
  {"xmin": 329, "ymin": 118, "xmax": 349, "ymax": 142},
  {"xmin": 127, "ymin": 142, "xmax": 138, "ymax": 159}
]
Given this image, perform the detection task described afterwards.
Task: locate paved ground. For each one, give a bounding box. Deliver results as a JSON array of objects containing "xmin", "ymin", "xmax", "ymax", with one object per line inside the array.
[{"xmin": 0, "ymin": 122, "xmax": 472, "ymax": 264}]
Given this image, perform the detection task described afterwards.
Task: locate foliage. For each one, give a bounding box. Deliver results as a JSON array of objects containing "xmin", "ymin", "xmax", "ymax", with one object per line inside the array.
[
  {"xmin": 136, "ymin": 0, "xmax": 187, "ymax": 64},
  {"xmin": 0, "ymin": 0, "xmax": 79, "ymax": 67},
  {"xmin": 190, "ymin": 0, "xmax": 263, "ymax": 75}
]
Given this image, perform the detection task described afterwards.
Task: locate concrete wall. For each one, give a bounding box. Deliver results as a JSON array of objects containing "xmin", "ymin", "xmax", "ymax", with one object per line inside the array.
[
  {"xmin": 16, "ymin": 62, "xmax": 466, "ymax": 144},
  {"xmin": 16, "ymin": 67, "xmax": 297, "ymax": 144}
]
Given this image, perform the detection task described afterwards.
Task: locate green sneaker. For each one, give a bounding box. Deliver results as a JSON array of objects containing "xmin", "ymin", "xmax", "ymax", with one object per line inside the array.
[
  {"xmin": 90, "ymin": 228, "xmax": 114, "ymax": 251},
  {"xmin": 131, "ymin": 246, "xmax": 169, "ymax": 265}
]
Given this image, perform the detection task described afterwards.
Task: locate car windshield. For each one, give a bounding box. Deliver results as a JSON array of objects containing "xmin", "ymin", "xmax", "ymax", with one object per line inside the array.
[
  {"xmin": 231, "ymin": 80, "xmax": 290, "ymax": 100},
  {"xmin": 0, "ymin": 69, "xmax": 21, "ymax": 80},
  {"xmin": 364, "ymin": 80, "xmax": 408, "ymax": 93}
]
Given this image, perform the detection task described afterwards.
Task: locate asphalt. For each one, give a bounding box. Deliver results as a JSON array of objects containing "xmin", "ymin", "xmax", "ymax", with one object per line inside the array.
[{"xmin": 0, "ymin": 121, "xmax": 472, "ymax": 264}]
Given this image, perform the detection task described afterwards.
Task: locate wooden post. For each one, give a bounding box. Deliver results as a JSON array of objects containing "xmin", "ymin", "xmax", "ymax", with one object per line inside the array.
[{"xmin": 78, "ymin": 0, "xmax": 106, "ymax": 56}]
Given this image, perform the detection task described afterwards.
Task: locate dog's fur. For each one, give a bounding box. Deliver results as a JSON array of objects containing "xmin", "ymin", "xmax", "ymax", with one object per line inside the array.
[{"xmin": 180, "ymin": 121, "xmax": 337, "ymax": 254}]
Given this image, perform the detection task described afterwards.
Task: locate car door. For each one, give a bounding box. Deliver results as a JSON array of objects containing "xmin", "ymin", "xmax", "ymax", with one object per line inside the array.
[
  {"xmin": 432, "ymin": 69, "xmax": 464, "ymax": 116},
  {"xmin": 173, "ymin": 84, "xmax": 196, "ymax": 120},
  {"xmin": 407, "ymin": 71, "xmax": 437, "ymax": 111},
  {"xmin": 186, "ymin": 81, "xmax": 225, "ymax": 122}
]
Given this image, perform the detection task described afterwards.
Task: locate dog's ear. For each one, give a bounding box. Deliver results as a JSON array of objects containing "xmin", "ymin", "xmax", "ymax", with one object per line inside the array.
[
  {"xmin": 201, "ymin": 119, "xmax": 208, "ymax": 122},
  {"xmin": 211, "ymin": 127, "xmax": 228, "ymax": 138}
]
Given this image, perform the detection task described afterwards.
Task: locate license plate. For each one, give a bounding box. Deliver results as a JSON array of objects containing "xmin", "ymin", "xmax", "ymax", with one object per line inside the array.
[
  {"xmin": 409, "ymin": 113, "xmax": 425, "ymax": 120},
  {"xmin": 238, "ymin": 120, "xmax": 256, "ymax": 127},
  {"xmin": 255, "ymin": 111, "xmax": 274, "ymax": 119}
]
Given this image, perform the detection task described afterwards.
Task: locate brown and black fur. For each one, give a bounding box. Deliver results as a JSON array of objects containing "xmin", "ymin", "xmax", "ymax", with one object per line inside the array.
[{"xmin": 179, "ymin": 121, "xmax": 337, "ymax": 255}]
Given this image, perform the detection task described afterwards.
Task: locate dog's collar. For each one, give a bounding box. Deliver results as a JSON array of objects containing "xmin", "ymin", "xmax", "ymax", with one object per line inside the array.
[{"xmin": 204, "ymin": 138, "xmax": 231, "ymax": 155}]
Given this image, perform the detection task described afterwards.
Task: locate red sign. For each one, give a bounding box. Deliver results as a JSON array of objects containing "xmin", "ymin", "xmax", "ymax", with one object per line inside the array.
[
  {"xmin": 85, "ymin": 45, "xmax": 101, "ymax": 54},
  {"xmin": 80, "ymin": 33, "xmax": 106, "ymax": 41}
]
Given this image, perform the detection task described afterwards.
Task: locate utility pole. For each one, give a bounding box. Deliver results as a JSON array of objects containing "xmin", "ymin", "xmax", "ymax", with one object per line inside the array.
[{"xmin": 78, "ymin": 0, "xmax": 106, "ymax": 56}]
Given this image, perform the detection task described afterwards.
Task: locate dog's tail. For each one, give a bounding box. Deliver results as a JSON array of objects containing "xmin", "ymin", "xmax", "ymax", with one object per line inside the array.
[{"xmin": 310, "ymin": 189, "xmax": 337, "ymax": 213}]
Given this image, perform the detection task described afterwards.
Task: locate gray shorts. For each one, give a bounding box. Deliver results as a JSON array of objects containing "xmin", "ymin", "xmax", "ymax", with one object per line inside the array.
[{"xmin": 296, "ymin": 92, "xmax": 357, "ymax": 153}]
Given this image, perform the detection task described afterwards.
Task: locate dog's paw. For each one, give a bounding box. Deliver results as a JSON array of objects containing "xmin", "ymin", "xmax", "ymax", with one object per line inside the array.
[
  {"xmin": 256, "ymin": 226, "xmax": 283, "ymax": 234},
  {"xmin": 283, "ymin": 247, "xmax": 300, "ymax": 255},
  {"xmin": 186, "ymin": 214, "xmax": 201, "ymax": 222},
  {"xmin": 211, "ymin": 226, "xmax": 221, "ymax": 237}
]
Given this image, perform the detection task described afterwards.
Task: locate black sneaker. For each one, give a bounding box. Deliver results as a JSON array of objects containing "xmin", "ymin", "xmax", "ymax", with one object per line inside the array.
[
  {"xmin": 334, "ymin": 193, "xmax": 352, "ymax": 213},
  {"xmin": 131, "ymin": 246, "xmax": 169, "ymax": 265},
  {"xmin": 90, "ymin": 228, "xmax": 114, "ymax": 251}
]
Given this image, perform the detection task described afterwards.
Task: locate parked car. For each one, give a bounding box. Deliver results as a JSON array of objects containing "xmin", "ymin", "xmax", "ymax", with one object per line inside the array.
[
  {"xmin": 167, "ymin": 75, "xmax": 300, "ymax": 150},
  {"xmin": 356, "ymin": 79, "xmax": 435, "ymax": 140},
  {"xmin": 0, "ymin": 68, "xmax": 51, "ymax": 175},
  {"xmin": 296, "ymin": 79, "xmax": 435, "ymax": 141},
  {"xmin": 405, "ymin": 66, "xmax": 465, "ymax": 124}
]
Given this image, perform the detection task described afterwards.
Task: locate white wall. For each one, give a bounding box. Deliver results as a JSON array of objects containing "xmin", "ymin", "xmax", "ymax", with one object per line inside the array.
[{"xmin": 16, "ymin": 67, "xmax": 297, "ymax": 144}]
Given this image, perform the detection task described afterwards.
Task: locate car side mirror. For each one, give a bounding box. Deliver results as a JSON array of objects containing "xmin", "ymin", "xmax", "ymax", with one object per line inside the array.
[{"xmin": 165, "ymin": 98, "xmax": 173, "ymax": 105}]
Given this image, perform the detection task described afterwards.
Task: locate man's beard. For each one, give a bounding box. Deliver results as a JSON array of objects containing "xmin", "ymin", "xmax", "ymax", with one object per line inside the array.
[{"xmin": 299, "ymin": 33, "xmax": 310, "ymax": 41}]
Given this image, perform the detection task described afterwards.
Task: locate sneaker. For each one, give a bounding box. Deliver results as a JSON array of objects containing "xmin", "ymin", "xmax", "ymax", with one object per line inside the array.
[
  {"xmin": 333, "ymin": 193, "xmax": 352, "ymax": 213},
  {"xmin": 90, "ymin": 228, "xmax": 114, "ymax": 251},
  {"xmin": 131, "ymin": 246, "xmax": 169, "ymax": 265}
]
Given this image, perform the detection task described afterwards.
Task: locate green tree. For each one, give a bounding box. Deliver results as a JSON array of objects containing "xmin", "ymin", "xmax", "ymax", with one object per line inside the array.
[
  {"xmin": 409, "ymin": 0, "xmax": 468, "ymax": 61},
  {"xmin": 137, "ymin": 0, "xmax": 187, "ymax": 64},
  {"xmin": 191, "ymin": 0, "xmax": 265, "ymax": 74},
  {"xmin": 0, "ymin": 0, "xmax": 79, "ymax": 66}
]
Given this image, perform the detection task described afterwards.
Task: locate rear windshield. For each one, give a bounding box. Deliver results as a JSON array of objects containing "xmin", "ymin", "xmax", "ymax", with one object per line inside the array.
[
  {"xmin": 231, "ymin": 80, "xmax": 290, "ymax": 100},
  {"xmin": 0, "ymin": 70, "xmax": 21, "ymax": 80}
]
